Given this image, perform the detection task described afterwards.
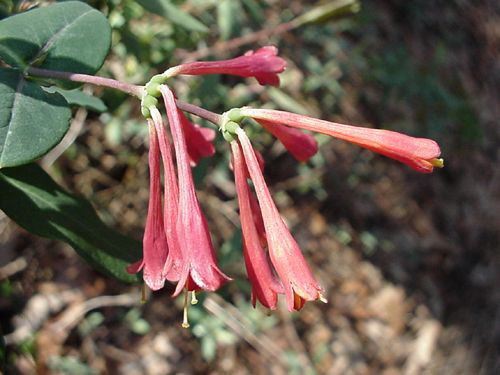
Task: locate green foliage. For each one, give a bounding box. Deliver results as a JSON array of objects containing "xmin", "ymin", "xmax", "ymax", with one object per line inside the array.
[
  {"xmin": 136, "ymin": 0, "xmax": 208, "ymax": 33},
  {"xmin": 77, "ymin": 312, "xmax": 105, "ymax": 337},
  {"xmin": 0, "ymin": 68, "xmax": 71, "ymax": 168},
  {"xmin": 0, "ymin": 1, "xmax": 112, "ymax": 168},
  {"xmin": 48, "ymin": 356, "xmax": 96, "ymax": 375},
  {"xmin": 43, "ymin": 87, "xmax": 108, "ymax": 113},
  {"xmin": 124, "ymin": 308, "xmax": 151, "ymax": 335},
  {"xmin": 0, "ymin": 1, "xmax": 111, "ymax": 75},
  {"xmin": 0, "ymin": 164, "xmax": 141, "ymax": 283},
  {"xmin": 189, "ymin": 305, "xmax": 238, "ymax": 361}
]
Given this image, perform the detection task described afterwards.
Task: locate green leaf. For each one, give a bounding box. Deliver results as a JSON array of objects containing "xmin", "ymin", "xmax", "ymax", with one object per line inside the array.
[
  {"xmin": 0, "ymin": 68, "xmax": 71, "ymax": 168},
  {"xmin": 0, "ymin": 1, "xmax": 111, "ymax": 74},
  {"xmin": 217, "ymin": 0, "xmax": 240, "ymax": 40},
  {"xmin": 43, "ymin": 87, "xmax": 107, "ymax": 113},
  {"xmin": 292, "ymin": 0, "xmax": 360, "ymax": 27},
  {"xmin": 0, "ymin": 164, "xmax": 142, "ymax": 283},
  {"xmin": 136, "ymin": 0, "xmax": 208, "ymax": 33}
]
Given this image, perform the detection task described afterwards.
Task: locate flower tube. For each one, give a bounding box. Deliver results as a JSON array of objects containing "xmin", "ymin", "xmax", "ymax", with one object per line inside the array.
[
  {"xmin": 165, "ymin": 46, "xmax": 287, "ymax": 86},
  {"xmin": 127, "ymin": 120, "xmax": 169, "ymax": 291},
  {"xmin": 240, "ymin": 108, "xmax": 443, "ymax": 173},
  {"xmin": 160, "ymin": 85, "xmax": 230, "ymax": 296},
  {"xmin": 236, "ymin": 128, "xmax": 325, "ymax": 311},
  {"xmin": 231, "ymin": 141, "xmax": 283, "ymax": 309}
]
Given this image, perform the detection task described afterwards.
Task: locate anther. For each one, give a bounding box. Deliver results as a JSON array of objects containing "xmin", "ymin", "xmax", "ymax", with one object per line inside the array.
[
  {"xmin": 191, "ymin": 291, "xmax": 198, "ymax": 305},
  {"xmin": 318, "ymin": 293, "xmax": 328, "ymax": 304},
  {"xmin": 430, "ymin": 158, "xmax": 444, "ymax": 168}
]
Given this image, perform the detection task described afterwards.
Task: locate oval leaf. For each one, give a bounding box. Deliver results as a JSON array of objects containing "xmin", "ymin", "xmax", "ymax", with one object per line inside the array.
[
  {"xmin": 0, "ymin": 1, "xmax": 111, "ymax": 74},
  {"xmin": 0, "ymin": 164, "xmax": 142, "ymax": 283},
  {"xmin": 0, "ymin": 68, "xmax": 71, "ymax": 168}
]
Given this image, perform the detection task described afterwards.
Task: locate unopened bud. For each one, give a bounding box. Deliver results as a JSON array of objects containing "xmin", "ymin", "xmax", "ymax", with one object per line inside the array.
[{"xmin": 227, "ymin": 108, "xmax": 244, "ymax": 123}]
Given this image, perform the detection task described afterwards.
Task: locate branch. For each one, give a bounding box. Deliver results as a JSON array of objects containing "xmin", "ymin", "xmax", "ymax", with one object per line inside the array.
[{"xmin": 26, "ymin": 67, "xmax": 144, "ymax": 98}]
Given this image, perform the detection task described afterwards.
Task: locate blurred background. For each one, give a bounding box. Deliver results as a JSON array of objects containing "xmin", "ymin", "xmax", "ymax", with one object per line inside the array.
[{"xmin": 1, "ymin": 0, "xmax": 499, "ymax": 373}]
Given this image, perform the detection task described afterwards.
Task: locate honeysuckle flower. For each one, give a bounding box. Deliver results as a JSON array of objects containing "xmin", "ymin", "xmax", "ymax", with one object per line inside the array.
[
  {"xmin": 236, "ymin": 128, "xmax": 325, "ymax": 311},
  {"xmin": 231, "ymin": 141, "xmax": 284, "ymax": 309},
  {"xmin": 239, "ymin": 108, "xmax": 443, "ymax": 173},
  {"xmin": 258, "ymin": 119, "xmax": 318, "ymax": 162},
  {"xmin": 249, "ymin": 188, "xmax": 267, "ymax": 247},
  {"xmin": 149, "ymin": 108, "xmax": 183, "ymax": 283},
  {"xmin": 165, "ymin": 46, "xmax": 287, "ymax": 86},
  {"xmin": 180, "ymin": 111, "xmax": 216, "ymax": 166},
  {"xmin": 127, "ymin": 120, "xmax": 169, "ymax": 291},
  {"xmin": 160, "ymin": 85, "xmax": 230, "ymax": 297}
]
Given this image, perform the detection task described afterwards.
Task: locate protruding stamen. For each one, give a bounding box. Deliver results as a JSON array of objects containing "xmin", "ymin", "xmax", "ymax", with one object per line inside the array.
[
  {"xmin": 430, "ymin": 158, "xmax": 444, "ymax": 168},
  {"xmin": 181, "ymin": 289, "xmax": 190, "ymax": 328},
  {"xmin": 191, "ymin": 291, "xmax": 198, "ymax": 305},
  {"xmin": 319, "ymin": 293, "xmax": 328, "ymax": 304},
  {"xmin": 141, "ymin": 284, "xmax": 147, "ymax": 304}
]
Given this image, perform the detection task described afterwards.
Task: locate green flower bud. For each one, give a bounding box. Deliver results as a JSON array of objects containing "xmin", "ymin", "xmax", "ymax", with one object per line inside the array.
[
  {"xmin": 227, "ymin": 108, "xmax": 244, "ymax": 123},
  {"xmin": 145, "ymin": 81, "xmax": 161, "ymax": 97},
  {"xmin": 141, "ymin": 106, "xmax": 151, "ymax": 118},
  {"xmin": 142, "ymin": 95, "xmax": 158, "ymax": 108}
]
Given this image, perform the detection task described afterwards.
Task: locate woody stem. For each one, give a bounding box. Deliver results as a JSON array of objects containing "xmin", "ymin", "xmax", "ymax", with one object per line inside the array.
[{"xmin": 25, "ymin": 67, "xmax": 222, "ymax": 125}]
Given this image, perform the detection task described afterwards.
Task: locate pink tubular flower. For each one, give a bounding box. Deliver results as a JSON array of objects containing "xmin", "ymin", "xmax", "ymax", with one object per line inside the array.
[
  {"xmin": 231, "ymin": 141, "xmax": 283, "ymax": 309},
  {"xmin": 166, "ymin": 46, "xmax": 287, "ymax": 86},
  {"xmin": 179, "ymin": 111, "xmax": 216, "ymax": 166},
  {"xmin": 258, "ymin": 119, "xmax": 318, "ymax": 162},
  {"xmin": 160, "ymin": 85, "xmax": 230, "ymax": 296},
  {"xmin": 240, "ymin": 108, "xmax": 443, "ymax": 173},
  {"xmin": 236, "ymin": 128, "xmax": 325, "ymax": 311},
  {"xmin": 149, "ymin": 108, "xmax": 183, "ymax": 282},
  {"xmin": 127, "ymin": 120, "xmax": 169, "ymax": 291}
]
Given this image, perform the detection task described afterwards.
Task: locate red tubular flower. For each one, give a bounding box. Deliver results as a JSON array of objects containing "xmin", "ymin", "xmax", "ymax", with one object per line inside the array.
[
  {"xmin": 127, "ymin": 120, "xmax": 169, "ymax": 291},
  {"xmin": 236, "ymin": 128, "xmax": 325, "ymax": 311},
  {"xmin": 240, "ymin": 108, "xmax": 443, "ymax": 173},
  {"xmin": 258, "ymin": 119, "xmax": 318, "ymax": 162},
  {"xmin": 166, "ymin": 46, "xmax": 287, "ymax": 86},
  {"xmin": 149, "ymin": 108, "xmax": 183, "ymax": 282},
  {"xmin": 179, "ymin": 111, "xmax": 216, "ymax": 166},
  {"xmin": 160, "ymin": 85, "xmax": 230, "ymax": 296},
  {"xmin": 231, "ymin": 141, "xmax": 283, "ymax": 309}
]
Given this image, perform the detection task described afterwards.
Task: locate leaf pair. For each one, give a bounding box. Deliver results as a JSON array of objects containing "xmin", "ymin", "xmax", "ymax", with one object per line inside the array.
[
  {"xmin": 0, "ymin": 2, "xmax": 138, "ymax": 282},
  {"xmin": 0, "ymin": 1, "xmax": 111, "ymax": 168}
]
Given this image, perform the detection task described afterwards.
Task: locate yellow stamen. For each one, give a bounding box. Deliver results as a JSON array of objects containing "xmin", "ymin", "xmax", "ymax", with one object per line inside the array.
[
  {"xmin": 141, "ymin": 284, "xmax": 147, "ymax": 304},
  {"xmin": 181, "ymin": 289, "xmax": 190, "ymax": 328},
  {"xmin": 191, "ymin": 291, "xmax": 198, "ymax": 305},
  {"xmin": 430, "ymin": 158, "xmax": 444, "ymax": 168}
]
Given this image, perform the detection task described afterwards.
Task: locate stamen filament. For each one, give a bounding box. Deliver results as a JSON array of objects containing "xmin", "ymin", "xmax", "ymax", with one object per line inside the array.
[{"xmin": 182, "ymin": 289, "xmax": 190, "ymax": 328}]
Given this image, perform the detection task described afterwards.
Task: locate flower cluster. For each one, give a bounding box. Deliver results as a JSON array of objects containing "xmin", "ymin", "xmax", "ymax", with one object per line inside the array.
[{"xmin": 130, "ymin": 46, "xmax": 443, "ymax": 326}]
